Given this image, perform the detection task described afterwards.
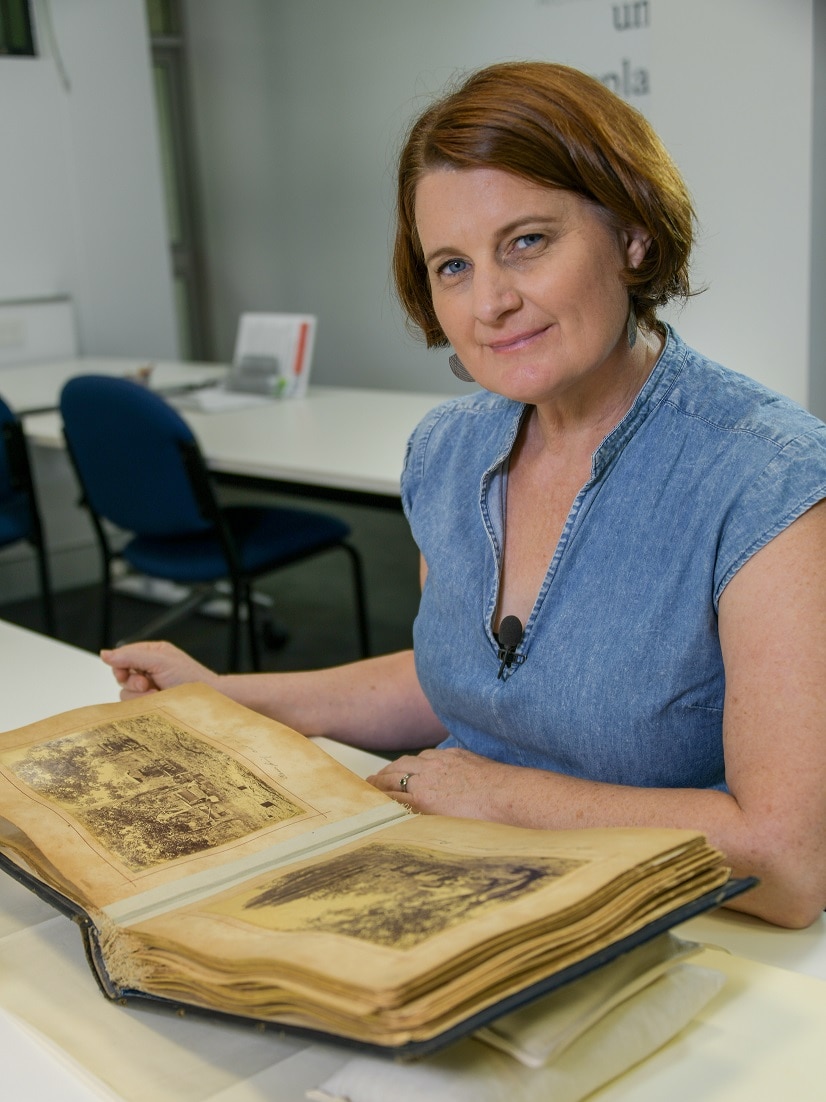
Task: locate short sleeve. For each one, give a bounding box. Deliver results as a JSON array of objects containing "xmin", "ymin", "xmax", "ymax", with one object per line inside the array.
[{"xmin": 713, "ymin": 423, "xmax": 826, "ymax": 605}]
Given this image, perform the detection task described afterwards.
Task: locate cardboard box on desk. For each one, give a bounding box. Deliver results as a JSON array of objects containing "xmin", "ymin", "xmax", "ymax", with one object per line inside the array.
[{"xmin": 230, "ymin": 313, "xmax": 316, "ymax": 400}]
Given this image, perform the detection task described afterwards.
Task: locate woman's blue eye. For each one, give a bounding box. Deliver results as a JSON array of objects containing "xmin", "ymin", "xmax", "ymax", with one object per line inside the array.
[
  {"xmin": 516, "ymin": 233, "xmax": 544, "ymax": 249},
  {"xmin": 441, "ymin": 258, "xmax": 468, "ymax": 275}
]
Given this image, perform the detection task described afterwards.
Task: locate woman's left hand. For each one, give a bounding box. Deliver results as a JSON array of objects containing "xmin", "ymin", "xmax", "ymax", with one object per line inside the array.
[{"xmin": 367, "ymin": 747, "xmax": 515, "ymax": 819}]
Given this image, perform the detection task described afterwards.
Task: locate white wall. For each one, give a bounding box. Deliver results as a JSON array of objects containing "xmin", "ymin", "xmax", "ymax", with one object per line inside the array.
[
  {"xmin": 184, "ymin": 0, "xmax": 822, "ymax": 411},
  {"xmin": 0, "ymin": 0, "xmax": 179, "ymax": 601},
  {"xmin": 185, "ymin": 0, "xmax": 656, "ymax": 394},
  {"xmin": 0, "ymin": 0, "xmax": 177, "ymax": 360},
  {"xmin": 0, "ymin": 1, "xmax": 818, "ymax": 398},
  {"xmin": 650, "ymin": 0, "xmax": 817, "ymax": 411}
]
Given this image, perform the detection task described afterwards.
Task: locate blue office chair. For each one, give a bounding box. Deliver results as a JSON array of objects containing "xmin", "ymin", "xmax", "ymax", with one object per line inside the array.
[
  {"xmin": 0, "ymin": 394, "xmax": 56, "ymax": 635},
  {"xmin": 59, "ymin": 375, "xmax": 369, "ymax": 670}
]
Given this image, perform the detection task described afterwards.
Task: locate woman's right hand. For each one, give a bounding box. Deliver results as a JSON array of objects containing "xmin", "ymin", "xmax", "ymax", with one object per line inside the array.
[{"xmin": 100, "ymin": 641, "xmax": 219, "ymax": 700}]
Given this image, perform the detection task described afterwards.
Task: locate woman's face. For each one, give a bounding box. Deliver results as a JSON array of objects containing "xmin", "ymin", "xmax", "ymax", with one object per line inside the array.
[{"xmin": 414, "ymin": 167, "xmax": 649, "ymax": 407}]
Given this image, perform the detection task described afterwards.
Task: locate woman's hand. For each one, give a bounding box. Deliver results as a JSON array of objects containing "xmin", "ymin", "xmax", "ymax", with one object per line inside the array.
[
  {"xmin": 100, "ymin": 641, "xmax": 219, "ymax": 699},
  {"xmin": 368, "ymin": 747, "xmax": 517, "ymax": 820}
]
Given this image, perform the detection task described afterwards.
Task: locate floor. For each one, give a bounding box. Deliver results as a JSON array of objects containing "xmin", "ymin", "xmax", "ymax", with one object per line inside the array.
[{"xmin": 0, "ymin": 498, "xmax": 422, "ymax": 676}]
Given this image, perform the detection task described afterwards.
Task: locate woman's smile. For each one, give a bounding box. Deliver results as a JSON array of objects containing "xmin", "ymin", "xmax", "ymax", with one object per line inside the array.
[{"xmin": 486, "ymin": 325, "xmax": 552, "ymax": 353}]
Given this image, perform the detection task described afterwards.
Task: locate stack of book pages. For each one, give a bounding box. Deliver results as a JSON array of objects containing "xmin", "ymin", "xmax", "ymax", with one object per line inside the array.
[{"xmin": 0, "ymin": 684, "xmax": 747, "ymax": 1053}]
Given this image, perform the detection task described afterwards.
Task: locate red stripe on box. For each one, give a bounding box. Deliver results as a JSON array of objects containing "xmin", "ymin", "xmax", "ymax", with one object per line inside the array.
[{"xmin": 293, "ymin": 322, "xmax": 310, "ymax": 376}]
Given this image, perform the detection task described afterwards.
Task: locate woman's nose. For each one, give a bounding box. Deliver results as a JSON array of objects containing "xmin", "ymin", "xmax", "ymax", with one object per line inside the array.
[{"xmin": 472, "ymin": 264, "xmax": 522, "ymax": 324}]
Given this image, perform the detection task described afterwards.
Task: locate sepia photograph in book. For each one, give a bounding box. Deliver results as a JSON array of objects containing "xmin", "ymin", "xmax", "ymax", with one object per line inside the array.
[{"xmin": 0, "ymin": 684, "xmax": 753, "ymax": 1053}]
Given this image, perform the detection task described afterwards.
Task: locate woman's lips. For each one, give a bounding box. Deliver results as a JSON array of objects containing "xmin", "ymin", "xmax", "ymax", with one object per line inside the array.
[{"xmin": 487, "ymin": 326, "xmax": 551, "ymax": 353}]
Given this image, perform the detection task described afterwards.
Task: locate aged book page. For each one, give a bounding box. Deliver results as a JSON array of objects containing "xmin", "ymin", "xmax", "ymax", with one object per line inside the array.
[
  {"xmin": 0, "ymin": 683, "xmax": 732, "ymax": 1049},
  {"xmin": 0, "ymin": 684, "xmax": 409, "ymax": 912},
  {"xmin": 103, "ymin": 815, "xmax": 728, "ymax": 1044}
]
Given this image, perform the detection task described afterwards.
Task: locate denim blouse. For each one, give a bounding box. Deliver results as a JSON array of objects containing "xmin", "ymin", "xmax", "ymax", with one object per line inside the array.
[{"xmin": 401, "ymin": 328, "xmax": 826, "ymax": 790}]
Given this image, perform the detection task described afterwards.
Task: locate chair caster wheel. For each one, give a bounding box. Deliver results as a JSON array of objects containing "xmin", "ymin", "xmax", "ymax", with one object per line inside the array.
[{"xmin": 261, "ymin": 617, "xmax": 289, "ymax": 650}]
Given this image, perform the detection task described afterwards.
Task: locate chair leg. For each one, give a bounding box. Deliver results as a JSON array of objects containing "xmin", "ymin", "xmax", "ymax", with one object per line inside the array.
[
  {"xmin": 100, "ymin": 558, "xmax": 114, "ymax": 651},
  {"xmin": 33, "ymin": 542, "xmax": 57, "ymax": 637},
  {"xmin": 86, "ymin": 516, "xmax": 117, "ymax": 650},
  {"xmin": 114, "ymin": 585, "xmax": 213, "ymax": 647},
  {"xmin": 226, "ymin": 578, "xmax": 243, "ymax": 672},
  {"xmin": 342, "ymin": 543, "xmax": 370, "ymax": 658},
  {"xmin": 245, "ymin": 581, "xmax": 262, "ymax": 672}
]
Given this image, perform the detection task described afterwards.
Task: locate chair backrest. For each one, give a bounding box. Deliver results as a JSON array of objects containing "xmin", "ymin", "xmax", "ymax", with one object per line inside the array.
[
  {"xmin": 0, "ymin": 392, "xmax": 43, "ymax": 549},
  {"xmin": 60, "ymin": 375, "xmax": 216, "ymax": 538},
  {"xmin": 0, "ymin": 395, "xmax": 18, "ymax": 505}
]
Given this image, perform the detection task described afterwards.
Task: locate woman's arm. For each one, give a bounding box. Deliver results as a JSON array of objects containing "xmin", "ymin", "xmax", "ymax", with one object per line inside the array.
[
  {"xmin": 101, "ymin": 643, "xmax": 448, "ymax": 754},
  {"xmin": 370, "ymin": 501, "xmax": 826, "ymax": 928}
]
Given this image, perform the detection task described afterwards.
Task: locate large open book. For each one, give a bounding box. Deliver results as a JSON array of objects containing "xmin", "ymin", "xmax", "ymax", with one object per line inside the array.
[{"xmin": 0, "ymin": 684, "xmax": 751, "ymax": 1053}]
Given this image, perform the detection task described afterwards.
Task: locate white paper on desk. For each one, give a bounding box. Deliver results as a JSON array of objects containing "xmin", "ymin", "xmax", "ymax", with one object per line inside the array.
[
  {"xmin": 306, "ymin": 964, "xmax": 726, "ymax": 1102},
  {"xmin": 170, "ymin": 386, "xmax": 278, "ymax": 413},
  {"xmin": 0, "ymin": 916, "xmax": 308, "ymax": 1102},
  {"xmin": 0, "ymin": 1007, "xmax": 117, "ymax": 1102},
  {"xmin": 477, "ymin": 932, "xmax": 701, "ymax": 1066}
]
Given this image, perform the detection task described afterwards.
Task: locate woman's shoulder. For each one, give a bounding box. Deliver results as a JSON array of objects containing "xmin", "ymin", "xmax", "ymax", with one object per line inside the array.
[
  {"xmin": 664, "ymin": 332, "xmax": 826, "ymax": 451},
  {"xmin": 406, "ymin": 389, "xmax": 522, "ymax": 453}
]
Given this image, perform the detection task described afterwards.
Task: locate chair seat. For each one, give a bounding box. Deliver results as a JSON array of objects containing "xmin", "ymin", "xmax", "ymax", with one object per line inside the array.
[{"xmin": 121, "ymin": 505, "xmax": 351, "ymax": 584}]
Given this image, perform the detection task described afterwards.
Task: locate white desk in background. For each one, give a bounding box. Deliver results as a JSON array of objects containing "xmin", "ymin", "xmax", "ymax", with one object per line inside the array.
[
  {"xmin": 0, "ymin": 356, "xmax": 228, "ymax": 416},
  {"xmin": 1, "ymin": 619, "xmax": 825, "ymax": 1102},
  {"xmin": 170, "ymin": 383, "xmax": 451, "ymax": 504},
  {"xmin": 16, "ymin": 359, "xmax": 452, "ymax": 506}
]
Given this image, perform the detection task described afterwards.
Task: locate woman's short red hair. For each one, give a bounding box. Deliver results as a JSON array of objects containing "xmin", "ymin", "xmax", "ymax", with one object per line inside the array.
[{"xmin": 393, "ymin": 61, "xmax": 695, "ymax": 347}]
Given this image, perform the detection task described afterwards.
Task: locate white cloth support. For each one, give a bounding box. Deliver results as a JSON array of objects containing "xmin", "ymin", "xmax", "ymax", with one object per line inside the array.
[
  {"xmin": 306, "ymin": 962, "xmax": 725, "ymax": 1102},
  {"xmin": 477, "ymin": 932, "xmax": 701, "ymax": 1067}
]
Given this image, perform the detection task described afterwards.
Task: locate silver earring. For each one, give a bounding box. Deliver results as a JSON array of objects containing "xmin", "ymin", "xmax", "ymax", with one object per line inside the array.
[
  {"xmin": 626, "ymin": 307, "xmax": 638, "ymax": 350},
  {"xmin": 449, "ymin": 353, "xmax": 474, "ymax": 382}
]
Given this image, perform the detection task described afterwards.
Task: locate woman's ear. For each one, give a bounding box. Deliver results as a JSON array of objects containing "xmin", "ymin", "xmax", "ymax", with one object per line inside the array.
[{"xmin": 625, "ymin": 226, "xmax": 652, "ymax": 270}]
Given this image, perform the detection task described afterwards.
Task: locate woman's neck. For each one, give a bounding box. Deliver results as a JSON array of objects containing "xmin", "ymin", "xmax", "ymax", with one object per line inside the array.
[{"xmin": 529, "ymin": 327, "xmax": 664, "ymax": 457}]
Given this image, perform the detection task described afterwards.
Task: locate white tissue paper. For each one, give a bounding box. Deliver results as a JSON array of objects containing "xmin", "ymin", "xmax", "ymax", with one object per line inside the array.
[
  {"xmin": 477, "ymin": 932, "xmax": 701, "ymax": 1066},
  {"xmin": 306, "ymin": 948, "xmax": 725, "ymax": 1102}
]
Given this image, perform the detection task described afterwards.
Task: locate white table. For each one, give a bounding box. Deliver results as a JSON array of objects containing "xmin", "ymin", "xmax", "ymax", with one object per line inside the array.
[
  {"xmin": 0, "ymin": 356, "xmax": 228, "ymax": 415},
  {"xmin": 171, "ymin": 383, "xmax": 450, "ymax": 503},
  {"xmin": 1, "ymin": 619, "xmax": 825, "ymax": 1101},
  {"xmin": 10, "ymin": 358, "xmax": 452, "ymax": 505}
]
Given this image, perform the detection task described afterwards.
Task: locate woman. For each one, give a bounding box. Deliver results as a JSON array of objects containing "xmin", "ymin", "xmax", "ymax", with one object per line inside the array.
[{"xmin": 103, "ymin": 62, "xmax": 826, "ymax": 928}]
